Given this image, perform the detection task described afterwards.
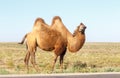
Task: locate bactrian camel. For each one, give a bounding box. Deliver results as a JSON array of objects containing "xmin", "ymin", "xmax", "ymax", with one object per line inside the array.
[{"xmin": 19, "ymin": 16, "xmax": 86, "ymax": 72}]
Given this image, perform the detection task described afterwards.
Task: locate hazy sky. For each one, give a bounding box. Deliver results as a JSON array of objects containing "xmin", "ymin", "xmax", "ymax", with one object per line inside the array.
[{"xmin": 0, "ymin": 0, "xmax": 120, "ymax": 42}]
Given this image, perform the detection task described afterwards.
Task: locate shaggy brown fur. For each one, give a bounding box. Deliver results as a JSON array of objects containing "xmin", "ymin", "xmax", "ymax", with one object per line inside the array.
[
  {"xmin": 19, "ymin": 18, "xmax": 66, "ymax": 72},
  {"xmin": 51, "ymin": 16, "xmax": 70, "ymax": 45}
]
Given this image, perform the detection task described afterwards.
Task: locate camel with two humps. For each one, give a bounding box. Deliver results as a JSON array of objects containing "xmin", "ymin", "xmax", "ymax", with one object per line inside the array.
[{"xmin": 19, "ymin": 16, "xmax": 86, "ymax": 72}]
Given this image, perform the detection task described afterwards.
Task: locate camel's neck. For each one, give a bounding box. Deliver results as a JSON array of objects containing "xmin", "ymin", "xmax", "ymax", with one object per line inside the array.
[{"xmin": 67, "ymin": 32, "xmax": 85, "ymax": 53}]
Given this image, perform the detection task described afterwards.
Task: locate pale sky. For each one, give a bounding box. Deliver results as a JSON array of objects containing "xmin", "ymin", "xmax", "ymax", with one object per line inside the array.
[{"xmin": 0, "ymin": 0, "xmax": 120, "ymax": 42}]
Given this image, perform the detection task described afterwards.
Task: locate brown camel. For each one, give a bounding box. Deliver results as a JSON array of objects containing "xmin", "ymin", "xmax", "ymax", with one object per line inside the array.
[
  {"xmin": 51, "ymin": 16, "xmax": 86, "ymax": 52},
  {"xmin": 19, "ymin": 16, "xmax": 86, "ymax": 72}
]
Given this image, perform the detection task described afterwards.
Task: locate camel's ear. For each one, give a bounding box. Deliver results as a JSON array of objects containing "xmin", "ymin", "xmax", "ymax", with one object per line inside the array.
[{"xmin": 80, "ymin": 22, "xmax": 83, "ymax": 25}]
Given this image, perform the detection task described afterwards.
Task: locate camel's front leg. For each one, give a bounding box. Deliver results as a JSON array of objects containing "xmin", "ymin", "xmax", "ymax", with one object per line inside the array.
[
  {"xmin": 59, "ymin": 48, "xmax": 66, "ymax": 70},
  {"xmin": 52, "ymin": 54, "xmax": 58, "ymax": 71}
]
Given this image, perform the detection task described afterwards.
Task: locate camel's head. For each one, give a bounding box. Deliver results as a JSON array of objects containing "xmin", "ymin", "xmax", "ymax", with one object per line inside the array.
[
  {"xmin": 78, "ymin": 23, "xmax": 87, "ymax": 34},
  {"xmin": 73, "ymin": 23, "xmax": 86, "ymax": 36}
]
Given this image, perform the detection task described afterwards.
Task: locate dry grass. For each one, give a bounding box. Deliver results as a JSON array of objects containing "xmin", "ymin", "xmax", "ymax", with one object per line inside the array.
[{"xmin": 0, "ymin": 42, "xmax": 120, "ymax": 74}]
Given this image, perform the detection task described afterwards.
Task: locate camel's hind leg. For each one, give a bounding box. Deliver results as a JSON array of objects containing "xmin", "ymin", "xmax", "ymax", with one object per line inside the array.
[
  {"xmin": 24, "ymin": 51, "xmax": 30, "ymax": 73},
  {"xmin": 29, "ymin": 48, "xmax": 39, "ymax": 72},
  {"xmin": 59, "ymin": 48, "xmax": 67, "ymax": 69}
]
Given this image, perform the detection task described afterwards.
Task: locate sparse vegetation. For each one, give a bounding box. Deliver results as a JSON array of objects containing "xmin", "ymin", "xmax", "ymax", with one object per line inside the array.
[{"xmin": 0, "ymin": 42, "xmax": 120, "ymax": 74}]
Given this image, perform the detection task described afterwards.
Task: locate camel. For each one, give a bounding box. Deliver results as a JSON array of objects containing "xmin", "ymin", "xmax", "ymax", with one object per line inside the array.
[
  {"xmin": 19, "ymin": 16, "xmax": 86, "ymax": 72},
  {"xmin": 51, "ymin": 16, "xmax": 86, "ymax": 52}
]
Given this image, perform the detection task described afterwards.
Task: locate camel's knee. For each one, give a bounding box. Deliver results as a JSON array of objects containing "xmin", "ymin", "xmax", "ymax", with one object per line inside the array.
[
  {"xmin": 29, "ymin": 51, "xmax": 36, "ymax": 64},
  {"xmin": 24, "ymin": 58, "xmax": 26, "ymax": 64}
]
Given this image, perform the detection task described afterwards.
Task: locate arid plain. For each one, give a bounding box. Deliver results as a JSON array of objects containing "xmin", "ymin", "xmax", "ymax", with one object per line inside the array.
[{"xmin": 0, "ymin": 42, "xmax": 120, "ymax": 74}]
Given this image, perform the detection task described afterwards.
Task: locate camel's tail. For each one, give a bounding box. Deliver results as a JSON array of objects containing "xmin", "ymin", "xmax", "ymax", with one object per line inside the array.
[{"xmin": 18, "ymin": 34, "xmax": 27, "ymax": 44}]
